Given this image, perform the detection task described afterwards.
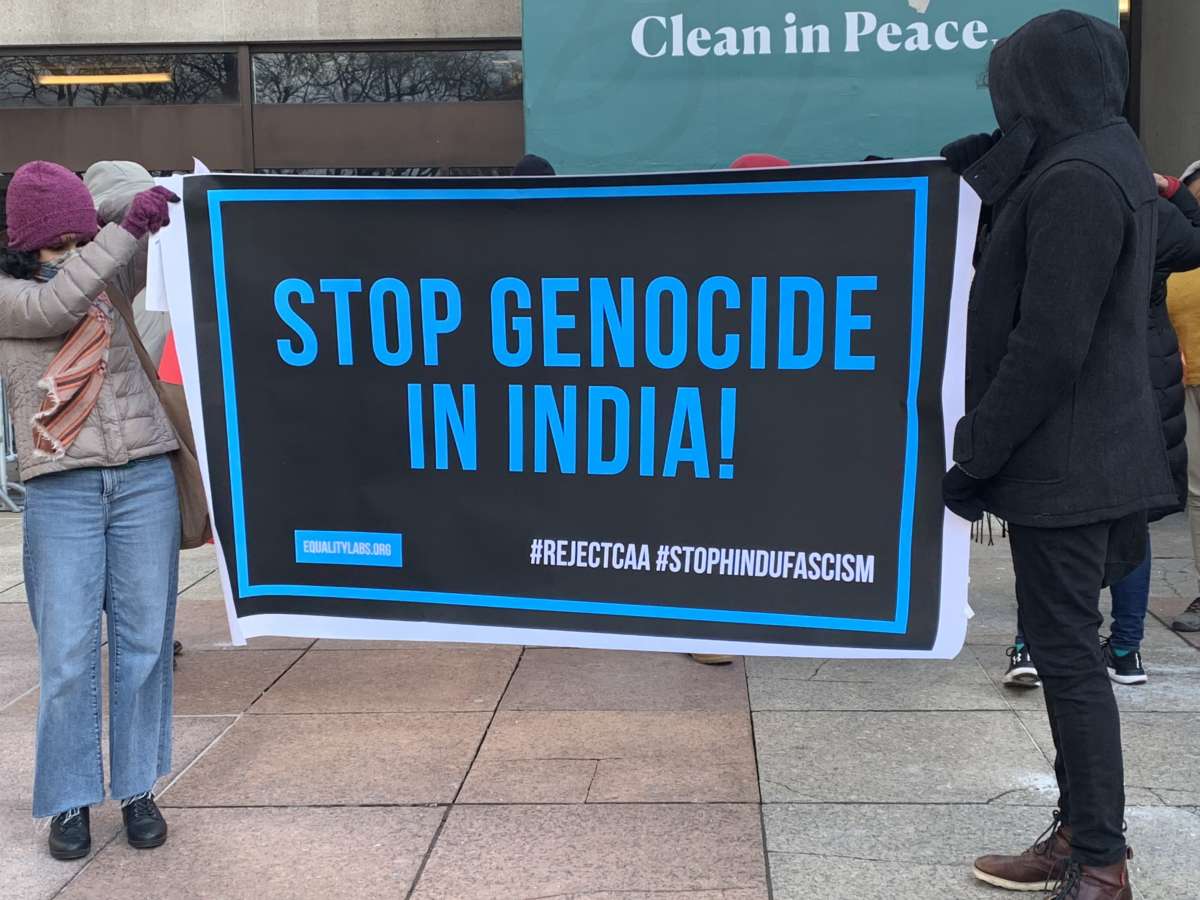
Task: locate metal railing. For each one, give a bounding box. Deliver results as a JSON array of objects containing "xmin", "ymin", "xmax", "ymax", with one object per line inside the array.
[{"xmin": 0, "ymin": 379, "xmax": 25, "ymax": 512}]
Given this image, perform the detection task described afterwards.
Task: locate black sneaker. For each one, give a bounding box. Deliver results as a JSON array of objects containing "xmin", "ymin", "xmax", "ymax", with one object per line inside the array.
[
  {"xmin": 1102, "ymin": 638, "xmax": 1147, "ymax": 686},
  {"xmin": 1002, "ymin": 645, "xmax": 1040, "ymax": 688},
  {"xmin": 48, "ymin": 806, "xmax": 91, "ymax": 860},
  {"xmin": 122, "ymin": 791, "xmax": 168, "ymax": 849}
]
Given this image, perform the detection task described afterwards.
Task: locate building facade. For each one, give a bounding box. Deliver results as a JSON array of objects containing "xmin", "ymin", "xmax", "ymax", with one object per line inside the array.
[
  {"xmin": 0, "ymin": 1, "xmax": 1195, "ymax": 204},
  {"xmin": 0, "ymin": 0, "xmax": 524, "ymax": 192}
]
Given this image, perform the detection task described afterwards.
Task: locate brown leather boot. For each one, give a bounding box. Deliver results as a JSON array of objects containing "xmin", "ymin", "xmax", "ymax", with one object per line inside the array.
[
  {"xmin": 972, "ymin": 813, "xmax": 1071, "ymax": 891},
  {"xmin": 1047, "ymin": 856, "xmax": 1133, "ymax": 899},
  {"xmin": 689, "ymin": 654, "xmax": 734, "ymax": 665}
]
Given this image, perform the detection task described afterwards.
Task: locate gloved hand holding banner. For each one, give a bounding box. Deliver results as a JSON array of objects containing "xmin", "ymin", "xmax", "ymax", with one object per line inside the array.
[{"xmin": 158, "ymin": 160, "xmax": 979, "ymax": 658}]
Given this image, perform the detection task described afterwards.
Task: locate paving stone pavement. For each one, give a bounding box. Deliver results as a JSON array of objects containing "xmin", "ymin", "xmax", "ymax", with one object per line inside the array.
[{"xmin": 0, "ymin": 512, "xmax": 1197, "ymax": 899}]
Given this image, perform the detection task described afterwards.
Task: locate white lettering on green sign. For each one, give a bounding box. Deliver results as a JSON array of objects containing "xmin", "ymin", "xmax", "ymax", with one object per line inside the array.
[{"xmin": 631, "ymin": 11, "xmax": 992, "ymax": 58}]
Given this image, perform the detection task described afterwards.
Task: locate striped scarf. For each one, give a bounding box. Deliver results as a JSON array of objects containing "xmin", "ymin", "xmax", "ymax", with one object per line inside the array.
[{"xmin": 32, "ymin": 293, "xmax": 113, "ymax": 460}]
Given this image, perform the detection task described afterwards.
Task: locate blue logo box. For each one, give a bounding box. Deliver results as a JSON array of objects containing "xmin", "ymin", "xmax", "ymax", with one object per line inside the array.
[{"xmin": 295, "ymin": 531, "xmax": 405, "ymax": 568}]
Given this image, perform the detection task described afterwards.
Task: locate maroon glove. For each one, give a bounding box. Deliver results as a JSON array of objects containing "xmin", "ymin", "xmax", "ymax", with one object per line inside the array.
[{"xmin": 121, "ymin": 186, "xmax": 179, "ymax": 240}]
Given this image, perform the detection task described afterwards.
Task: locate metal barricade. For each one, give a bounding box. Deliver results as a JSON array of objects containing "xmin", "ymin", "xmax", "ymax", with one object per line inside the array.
[{"xmin": 0, "ymin": 378, "xmax": 25, "ymax": 512}]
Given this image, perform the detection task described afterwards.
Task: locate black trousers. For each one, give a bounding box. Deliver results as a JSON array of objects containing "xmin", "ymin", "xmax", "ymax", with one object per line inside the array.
[{"xmin": 1008, "ymin": 519, "xmax": 1136, "ymax": 868}]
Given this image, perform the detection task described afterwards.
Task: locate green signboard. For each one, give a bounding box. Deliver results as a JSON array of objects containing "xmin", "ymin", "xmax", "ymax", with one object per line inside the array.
[{"xmin": 522, "ymin": 0, "xmax": 1120, "ymax": 173}]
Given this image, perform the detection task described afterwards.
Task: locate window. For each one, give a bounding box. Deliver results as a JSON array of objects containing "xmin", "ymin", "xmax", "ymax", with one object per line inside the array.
[
  {"xmin": 252, "ymin": 50, "xmax": 522, "ymax": 104},
  {"xmin": 255, "ymin": 167, "xmax": 515, "ymax": 177},
  {"xmin": 440, "ymin": 166, "xmax": 514, "ymax": 177},
  {"xmin": 256, "ymin": 167, "xmax": 442, "ymax": 177},
  {"xmin": 0, "ymin": 53, "xmax": 239, "ymax": 107}
]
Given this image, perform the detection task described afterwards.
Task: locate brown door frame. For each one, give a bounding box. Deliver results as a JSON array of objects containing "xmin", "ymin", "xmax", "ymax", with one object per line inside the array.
[
  {"xmin": 237, "ymin": 44, "xmax": 256, "ymax": 171},
  {"xmin": 1125, "ymin": 0, "xmax": 1144, "ymax": 134}
]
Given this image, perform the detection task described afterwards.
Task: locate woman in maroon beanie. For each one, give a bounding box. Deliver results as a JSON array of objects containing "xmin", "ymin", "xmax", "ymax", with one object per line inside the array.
[{"xmin": 0, "ymin": 161, "xmax": 180, "ymax": 860}]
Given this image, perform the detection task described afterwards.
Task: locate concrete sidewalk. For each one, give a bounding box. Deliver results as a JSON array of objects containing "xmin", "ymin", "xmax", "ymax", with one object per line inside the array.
[{"xmin": 1, "ymin": 512, "xmax": 1198, "ymax": 899}]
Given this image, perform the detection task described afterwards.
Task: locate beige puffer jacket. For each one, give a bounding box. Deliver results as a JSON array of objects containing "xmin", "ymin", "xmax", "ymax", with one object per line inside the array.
[{"xmin": 0, "ymin": 223, "xmax": 178, "ymax": 481}]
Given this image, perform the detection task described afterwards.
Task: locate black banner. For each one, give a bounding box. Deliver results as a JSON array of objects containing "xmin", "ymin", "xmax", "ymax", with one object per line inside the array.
[{"xmin": 172, "ymin": 161, "xmax": 973, "ymax": 656}]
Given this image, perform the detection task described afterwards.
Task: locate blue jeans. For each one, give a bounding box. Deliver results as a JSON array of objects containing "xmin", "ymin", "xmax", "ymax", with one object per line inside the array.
[
  {"xmin": 1015, "ymin": 532, "xmax": 1151, "ymax": 653},
  {"xmin": 23, "ymin": 456, "xmax": 179, "ymax": 819}
]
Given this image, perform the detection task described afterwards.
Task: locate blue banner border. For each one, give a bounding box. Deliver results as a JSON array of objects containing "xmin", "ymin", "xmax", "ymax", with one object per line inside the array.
[{"xmin": 207, "ymin": 177, "xmax": 929, "ymax": 635}]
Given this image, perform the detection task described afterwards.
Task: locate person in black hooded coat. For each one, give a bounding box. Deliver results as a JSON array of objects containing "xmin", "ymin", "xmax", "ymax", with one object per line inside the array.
[
  {"xmin": 997, "ymin": 181, "xmax": 1200, "ymax": 690},
  {"xmin": 1095, "ymin": 182, "xmax": 1200, "ymax": 671},
  {"xmin": 1147, "ymin": 178, "xmax": 1200, "ymax": 516},
  {"xmin": 939, "ymin": 11, "xmax": 1173, "ymax": 897}
]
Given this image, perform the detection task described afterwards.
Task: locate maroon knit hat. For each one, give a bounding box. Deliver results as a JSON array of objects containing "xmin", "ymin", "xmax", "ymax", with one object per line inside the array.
[
  {"xmin": 729, "ymin": 153, "xmax": 792, "ymax": 169},
  {"xmin": 5, "ymin": 161, "xmax": 100, "ymax": 253}
]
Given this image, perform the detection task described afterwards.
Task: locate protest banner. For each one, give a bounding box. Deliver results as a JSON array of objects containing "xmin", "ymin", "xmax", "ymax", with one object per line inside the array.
[
  {"xmin": 522, "ymin": 0, "xmax": 1118, "ymax": 173},
  {"xmin": 158, "ymin": 160, "xmax": 978, "ymax": 658}
]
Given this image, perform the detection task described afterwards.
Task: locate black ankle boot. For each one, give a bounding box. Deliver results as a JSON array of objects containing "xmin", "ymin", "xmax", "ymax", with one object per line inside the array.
[
  {"xmin": 49, "ymin": 807, "xmax": 91, "ymax": 860},
  {"xmin": 122, "ymin": 792, "xmax": 168, "ymax": 849}
]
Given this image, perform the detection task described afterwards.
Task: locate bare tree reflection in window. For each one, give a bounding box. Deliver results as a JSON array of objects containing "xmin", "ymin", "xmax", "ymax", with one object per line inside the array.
[
  {"xmin": 255, "ymin": 168, "xmax": 442, "ymax": 177},
  {"xmin": 252, "ymin": 51, "xmax": 523, "ymax": 104}
]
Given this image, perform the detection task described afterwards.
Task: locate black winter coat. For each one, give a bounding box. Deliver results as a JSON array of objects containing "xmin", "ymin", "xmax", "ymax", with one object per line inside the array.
[
  {"xmin": 953, "ymin": 11, "xmax": 1176, "ymax": 527},
  {"xmin": 1147, "ymin": 188, "xmax": 1200, "ymax": 520}
]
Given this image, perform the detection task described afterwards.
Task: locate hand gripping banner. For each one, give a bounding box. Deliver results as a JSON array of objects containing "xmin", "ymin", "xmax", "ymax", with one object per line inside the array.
[{"xmin": 157, "ymin": 160, "xmax": 979, "ymax": 658}]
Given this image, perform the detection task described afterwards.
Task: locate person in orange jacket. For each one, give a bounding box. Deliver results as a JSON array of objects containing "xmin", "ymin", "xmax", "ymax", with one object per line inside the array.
[{"xmin": 1166, "ymin": 160, "xmax": 1200, "ymax": 633}]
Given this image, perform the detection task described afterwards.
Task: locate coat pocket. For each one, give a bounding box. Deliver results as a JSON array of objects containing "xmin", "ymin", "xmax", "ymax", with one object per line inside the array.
[{"xmin": 996, "ymin": 390, "xmax": 1075, "ymax": 484}]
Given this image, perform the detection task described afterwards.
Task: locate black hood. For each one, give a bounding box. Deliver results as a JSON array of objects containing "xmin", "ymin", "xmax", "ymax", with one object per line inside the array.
[
  {"xmin": 513, "ymin": 154, "xmax": 556, "ymax": 176},
  {"xmin": 988, "ymin": 10, "xmax": 1128, "ymax": 148}
]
